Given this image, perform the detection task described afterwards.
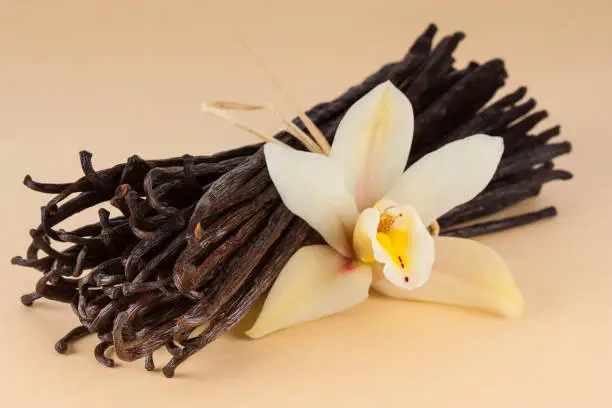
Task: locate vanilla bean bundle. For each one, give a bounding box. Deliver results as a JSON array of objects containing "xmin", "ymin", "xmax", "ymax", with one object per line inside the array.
[{"xmin": 12, "ymin": 24, "xmax": 572, "ymax": 377}]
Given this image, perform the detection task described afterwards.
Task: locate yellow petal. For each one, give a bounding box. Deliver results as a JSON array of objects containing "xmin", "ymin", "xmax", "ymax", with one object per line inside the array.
[
  {"xmin": 372, "ymin": 236, "xmax": 523, "ymax": 317},
  {"xmin": 354, "ymin": 203, "xmax": 434, "ymax": 290},
  {"xmin": 385, "ymin": 134, "xmax": 503, "ymax": 226},
  {"xmin": 264, "ymin": 143, "xmax": 358, "ymax": 257},
  {"xmin": 246, "ymin": 245, "xmax": 372, "ymax": 338},
  {"xmin": 365, "ymin": 204, "xmax": 434, "ymax": 290},
  {"xmin": 329, "ymin": 81, "xmax": 414, "ymax": 210}
]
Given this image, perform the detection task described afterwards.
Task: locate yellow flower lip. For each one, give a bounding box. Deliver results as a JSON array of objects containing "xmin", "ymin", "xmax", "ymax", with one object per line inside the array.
[
  {"xmin": 352, "ymin": 199, "xmax": 433, "ymax": 290},
  {"xmin": 373, "ymin": 204, "xmax": 412, "ymax": 280}
]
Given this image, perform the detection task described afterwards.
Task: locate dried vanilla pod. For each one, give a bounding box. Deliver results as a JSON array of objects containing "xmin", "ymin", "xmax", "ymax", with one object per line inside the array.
[{"xmin": 11, "ymin": 23, "xmax": 572, "ymax": 377}]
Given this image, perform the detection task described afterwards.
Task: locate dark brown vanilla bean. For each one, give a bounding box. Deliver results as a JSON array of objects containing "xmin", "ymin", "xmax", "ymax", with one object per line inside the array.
[
  {"xmin": 502, "ymin": 110, "xmax": 550, "ymax": 153},
  {"xmin": 487, "ymin": 99, "xmax": 537, "ymax": 136},
  {"xmin": 438, "ymin": 185, "xmax": 542, "ymax": 228},
  {"xmin": 520, "ymin": 125, "xmax": 561, "ymax": 149},
  {"xmin": 94, "ymin": 341, "xmax": 115, "ymax": 367},
  {"xmin": 440, "ymin": 163, "xmax": 572, "ymax": 227},
  {"xmin": 441, "ymin": 207, "xmax": 558, "ymax": 238},
  {"xmin": 55, "ymin": 326, "xmax": 90, "ymax": 354},
  {"xmin": 20, "ymin": 292, "xmax": 42, "ymax": 306},
  {"xmin": 12, "ymin": 25, "xmax": 573, "ymax": 377},
  {"xmin": 144, "ymin": 354, "xmax": 155, "ymax": 371},
  {"xmin": 494, "ymin": 142, "xmax": 572, "ymax": 180},
  {"xmin": 80, "ymin": 151, "xmax": 114, "ymax": 193},
  {"xmin": 11, "ymin": 254, "xmax": 55, "ymax": 271},
  {"xmin": 404, "ymin": 32, "xmax": 465, "ymax": 110},
  {"xmin": 41, "ymin": 192, "xmax": 109, "ymax": 239},
  {"xmin": 23, "ymin": 175, "xmax": 73, "ymax": 194}
]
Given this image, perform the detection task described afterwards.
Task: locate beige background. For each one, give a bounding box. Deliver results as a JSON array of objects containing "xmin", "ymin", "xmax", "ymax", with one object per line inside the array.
[{"xmin": 1, "ymin": 1, "xmax": 610, "ymax": 407}]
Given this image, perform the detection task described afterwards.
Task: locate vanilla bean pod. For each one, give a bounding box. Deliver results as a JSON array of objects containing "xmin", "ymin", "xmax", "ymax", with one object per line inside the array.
[
  {"xmin": 62, "ymin": 216, "xmax": 129, "ymax": 239},
  {"xmin": 23, "ymin": 176, "xmax": 73, "ymax": 194},
  {"xmin": 442, "ymin": 207, "xmax": 558, "ymax": 238},
  {"xmin": 439, "ymin": 185, "xmax": 541, "ymax": 228},
  {"xmin": 94, "ymin": 341, "xmax": 115, "ymax": 367},
  {"xmin": 489, "ymin": 99, "xmax": 538, "ymax": 137},
  {"xmin": 33, "ymin": 271, "xmax": 75, "ymax": 303},
  {"xmin": 41, "ymin": 193, "xmax": 109, "ymax": 240},
  {"xmin": 439, "ymin": 165, "xmax": 571, "ymax": 232},
  {"xmin": 55, "ymin": 325, "xmax": 90, "ymax": 354},
  {"xmin": 516, "ymin": 125, "xmax": 561, "ymax": 150},
  {"xmin": 439, "ymin": 143, "xmax": 572, "ymax": 229},
  {"xmin": 495, "ymin": 141, "xmax": 572, "ymax": 180},
  {"xmin": 403, "ymin": 32, "xmax": 465, "ymax": 109},
  {"xmin": 20, "ymin": 292, "xmax": 42, "ymax": 306},
  {"xmin": 502, "ymin": 110, "xmax": 550, "ymax": 153}
]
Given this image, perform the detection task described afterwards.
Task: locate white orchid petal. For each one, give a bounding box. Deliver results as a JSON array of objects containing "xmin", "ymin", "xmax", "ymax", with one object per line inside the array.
[
  {"xmin": 264, "ymin": 143, "xmax": 358, "ymax": 257},
  {"xmin": 246, "ymin": 245, "xmax": 373, "ymax": 338},
  {"xmin": 386, "ymin": 134, "xmax": 504, "ymax": 225},
  {"xmin": 373, "ymin": 236, "xmax": 523, "ymax": 317},
  {"xmin": 329, "ymin": 81, "xmax": 414, "ymax": 210}
]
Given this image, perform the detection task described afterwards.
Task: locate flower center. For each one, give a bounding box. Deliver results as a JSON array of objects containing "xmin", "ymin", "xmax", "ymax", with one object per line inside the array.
[{"xmin": 375, "ymin": 206, "xmax": 411, "ymax": 282}]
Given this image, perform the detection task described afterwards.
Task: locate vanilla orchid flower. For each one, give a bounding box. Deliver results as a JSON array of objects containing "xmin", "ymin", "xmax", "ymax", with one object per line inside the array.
[{"xmin": 212, "ymin": 81, "xmax": 523, "ymax": 339}]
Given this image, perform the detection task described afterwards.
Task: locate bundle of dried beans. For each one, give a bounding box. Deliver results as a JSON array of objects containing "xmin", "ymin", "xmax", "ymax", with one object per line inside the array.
[{"xmin": 12, "ymin": 24, "xmax": 572, "ymax": 377}]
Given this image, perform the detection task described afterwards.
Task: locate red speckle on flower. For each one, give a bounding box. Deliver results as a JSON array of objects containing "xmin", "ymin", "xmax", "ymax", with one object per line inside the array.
[
  {"xmin": 341, "ymin": 259, "xmax": 357, "ymax": 273},
  {"xmin": 404, "ymin": 276, "xmax": 409, "ymax": 283},
  {"xmin": 397, "ymin": 256, "xmax": 405, "ymax": 268}
]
